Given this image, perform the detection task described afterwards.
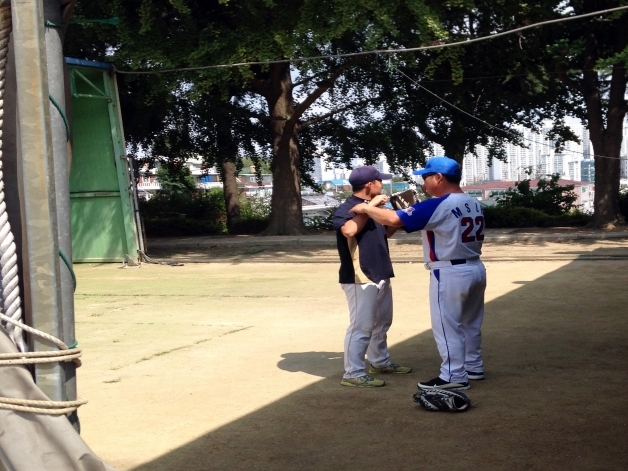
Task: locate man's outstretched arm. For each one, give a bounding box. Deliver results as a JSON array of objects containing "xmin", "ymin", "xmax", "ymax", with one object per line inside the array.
[{"xmin": 350, "ymin": 203, "xmax": 404, "ymax": 227}]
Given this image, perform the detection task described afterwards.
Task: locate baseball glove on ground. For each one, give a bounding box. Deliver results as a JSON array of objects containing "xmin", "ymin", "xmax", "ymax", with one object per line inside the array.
[
  {"xmin": 413, "ymin": 389, "xmax": 471, "ymax": 412},
  {"xmin": 389, "ymin": 189, "xmax": 419, "ymax": 210}
]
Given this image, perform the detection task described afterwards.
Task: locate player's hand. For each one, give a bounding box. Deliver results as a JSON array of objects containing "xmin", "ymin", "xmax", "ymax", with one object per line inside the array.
[
  {"xmin": 349, "ymin": 203, "xmax": 369, "ymax": 214},
  {"xmin": 369, "ymin": 194, "xmax": 389, "ymax": 207}
]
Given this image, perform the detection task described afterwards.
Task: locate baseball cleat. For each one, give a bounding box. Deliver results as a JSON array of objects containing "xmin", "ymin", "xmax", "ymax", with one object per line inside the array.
[
  {"xmin": 368, "ymin": 363, "xmax": 412, "ymax": 375},
  {"xmin": 340, "ymin": 375, "xmax": 385, "ymax": 388},
  {"xmin": 418, "ymin": 376, "xmax": 470, "ymax": 391},
  {"xmin": 466, "ymin": 370, "xmax": 485, "ymax": 380}
]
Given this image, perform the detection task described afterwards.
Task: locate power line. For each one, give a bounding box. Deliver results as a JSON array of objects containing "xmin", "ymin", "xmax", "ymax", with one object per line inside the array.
[
  {"xmin": 113, "ymin": 6, "xmax": 628, "ymax": 75},
  {"xmin": 394, "ymin": 68, "xmax": 628, "ymax": 162},
  {"xmin": 408, "ymin": 66, "xmax": 626, "ymax": 85}
]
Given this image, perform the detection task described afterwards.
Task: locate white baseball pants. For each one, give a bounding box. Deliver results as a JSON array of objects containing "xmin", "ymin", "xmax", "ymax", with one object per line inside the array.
[
  {"xmin": 429, "ymin": 261, "xmax": 486, "ymax": 383},
  {"xmin": 341, "ymin": 280, "xmax": 393, "ymax": 379}
]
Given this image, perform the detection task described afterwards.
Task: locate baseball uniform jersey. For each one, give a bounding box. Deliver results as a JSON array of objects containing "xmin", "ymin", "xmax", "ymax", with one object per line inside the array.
[{"xmin": 396, "ymin": 192, "xmax": 487, "ymax": 384}]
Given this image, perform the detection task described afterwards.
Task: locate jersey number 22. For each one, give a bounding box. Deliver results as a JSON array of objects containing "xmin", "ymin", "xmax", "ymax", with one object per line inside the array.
[{"xmin": 461, "ymin": 216, "xmax": 485, "ymax": 242}]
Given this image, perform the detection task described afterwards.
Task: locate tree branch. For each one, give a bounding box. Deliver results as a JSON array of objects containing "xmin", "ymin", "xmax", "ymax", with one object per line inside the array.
[
  {"xmin": 554, "ymin": 61, "xmax": 584, "ymax": 93},
  {"xmin": 606, "ymin": 66, "xmax": 628, "ymax": 135},
  {"xmin": 292, "ymin": 68, "xmax": 336, "ymax": 88},
  {"xmin": 580, "ymin": 33, "xmax": 605, "ymax": 138},
  {"xmin": 289, "ymin": 59, "xmax": 359, "ymax": 125},
  {"xmin": 227, "ymin": 104, "xmax": 287, "ymax": 122},
  {"xmin": 249, "ymin": 78, "xmax": 270, "ymax": 96},
  {"xmin": 413, "ymin": 121, "xmax": 440, "ymax": 143},
  {"xmin": 298, "ymin": 98, "xmax": 375, "ymax": 129}
]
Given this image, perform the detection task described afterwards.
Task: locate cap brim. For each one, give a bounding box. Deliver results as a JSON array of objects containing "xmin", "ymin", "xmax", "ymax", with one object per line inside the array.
[
  {"xmin": 413, "ymin": 169, "xmax": 429, "ymax": 176},
  {"xmin": 380, "ymin": 173, "xmax": 393, "ymax": 180}
]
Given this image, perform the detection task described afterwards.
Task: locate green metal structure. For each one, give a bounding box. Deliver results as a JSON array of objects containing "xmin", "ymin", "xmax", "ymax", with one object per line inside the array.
[{"xmin": 67, "ymin": 58, "xmax": 142, "ymax": 263}]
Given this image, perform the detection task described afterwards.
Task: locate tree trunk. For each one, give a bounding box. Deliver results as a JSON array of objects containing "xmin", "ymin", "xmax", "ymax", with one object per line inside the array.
[
  {"xmin": 576, "ymin": 8, "xmax": 627, "ymax": 228},
  {"xmin": 589, "ymin": 134, "xmax": 624, "ymax": 228},
  {"xmin": 442, "ymin": 121, "xmax": 468, "ymax": 164},
  {"xmin": 220, "ymin": 159, "xmax": 241, "ymax": 232},
  {"xmin": 583, "ymin": 62, "xmax": 626, "ymax": 228},
  {"xmin": 260, "ymin": 63, "xmax": 309, "ymax": 236},
  {"xmin": 443, "ymin": 139, "xmax": 467, "ymax": 165}
]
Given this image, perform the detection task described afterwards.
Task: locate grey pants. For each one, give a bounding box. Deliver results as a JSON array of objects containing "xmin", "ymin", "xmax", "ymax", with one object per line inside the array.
[{"xmin": 341, "ymin": 279, "xmax": 393, "ymax": 379}]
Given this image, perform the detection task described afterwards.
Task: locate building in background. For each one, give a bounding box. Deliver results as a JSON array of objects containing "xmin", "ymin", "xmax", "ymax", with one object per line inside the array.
[
  {"xmin": 582, "ymin": 127, "xmax": 591, "ymax": 160},
  {"xmin": 455, "ymin": 123, "xmax": 596, "ymax": 185},
  {"xmin": 581, "ymin": 159, "xmax": 595, "ymax": 182},
  {"xmin": 462, "ymin": 179, "xmax": 594, "ymax": 212},
  {"xmin": 311, "ymin": 156, "xmax": 324, "ymax": 183}
]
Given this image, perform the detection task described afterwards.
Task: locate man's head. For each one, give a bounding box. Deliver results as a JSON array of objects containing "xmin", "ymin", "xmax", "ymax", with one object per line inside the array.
[
  {"xmin": 413, "ymin": 156, "xmax": 462, "ymax": 197},
  {"xmin": 349, "ymin": 166, "xmax": 392, "ymax": 198}
]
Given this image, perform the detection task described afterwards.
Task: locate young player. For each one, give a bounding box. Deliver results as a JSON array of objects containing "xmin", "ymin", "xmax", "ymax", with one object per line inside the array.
[
  {"xmin": 349, "ymin": 157, "xmax": 487, "ymax": 391},
  {"xmin": 334, "ymin": 166, "xmax": 412, "ymax": 388}
]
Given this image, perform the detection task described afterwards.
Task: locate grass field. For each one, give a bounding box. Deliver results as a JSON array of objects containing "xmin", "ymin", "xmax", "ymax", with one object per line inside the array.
[{"xmin": 74, "ymin": 243, "xmax": 628, "ymax": 471}]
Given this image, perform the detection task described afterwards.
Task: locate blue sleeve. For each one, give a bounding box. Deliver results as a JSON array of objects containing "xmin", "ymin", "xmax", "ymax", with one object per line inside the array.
[
  {"xmin": 333, "ymin": 202, "xmax": 355, "ymax": 230},
  {"xmin": 396, "ymin": 195, "xmax": 450, "ymax": 233}
]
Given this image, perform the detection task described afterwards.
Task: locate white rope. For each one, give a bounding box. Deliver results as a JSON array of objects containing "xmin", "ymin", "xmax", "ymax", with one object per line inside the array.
[
  {"xmin": 0, "ymin": 348, "xmax": 82, "ymax": 365},
  {"xmin": 0, "ymin": 397, "xmax": 87, "ymax": 415},
  {"xmin": 0, "ymin": 311, "xmax": 67, "ymax": 349},
  {"xmin": 0, "ymin": 6, "xmax": 85, "ymax": 415},
  {"xmin": 0, "ymin": 312, "xmax": 86, "ymax": 413},
  {"xmin": 0, "ymin": 6, "xmax": 25, "ymax": 352}
]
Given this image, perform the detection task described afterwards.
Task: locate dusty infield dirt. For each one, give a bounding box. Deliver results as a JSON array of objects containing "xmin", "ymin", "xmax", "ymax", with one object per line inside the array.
[{"xmin": 74, "ymin": 242, "xmax": 628, "ymax": 471}]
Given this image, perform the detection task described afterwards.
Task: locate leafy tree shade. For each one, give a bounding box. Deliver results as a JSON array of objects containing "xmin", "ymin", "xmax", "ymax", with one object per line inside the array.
[
  {"xmin": 497, "ymin": 174, "xmax": 579, "ymax": 216},
  {"xmin": 64, "ymin": 1, "xmax": 624, "ymax": 232},
  {"xmin": 155, "ymin": 163, "xmax": 197, "ymax": 197},
  {"xmin": 300, "ymin": 0, "xmax": 581, "ymax": 190},
  {"xmin": 65, "ymin": 0, "xmax": 444, "ymax": 235},
  {"xmin": 545, "ymin": 0, "xmax": 628, "ymax": 227}
]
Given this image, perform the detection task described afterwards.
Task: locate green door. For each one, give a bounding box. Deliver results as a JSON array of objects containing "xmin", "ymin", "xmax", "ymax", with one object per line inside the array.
[{"xmin": 68, "ymin": 59, "xmax": 140, "ymax": 262}]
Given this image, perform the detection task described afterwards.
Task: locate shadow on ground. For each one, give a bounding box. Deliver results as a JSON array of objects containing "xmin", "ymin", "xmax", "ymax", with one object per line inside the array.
[{"xmin": 132, "ymin": 250, "xmax": 628, "ymax": 471}]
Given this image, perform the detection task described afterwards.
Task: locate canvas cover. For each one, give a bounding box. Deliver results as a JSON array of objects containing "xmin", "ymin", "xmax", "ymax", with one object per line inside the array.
[{"xmin": 0, "ymin": 330, "xmax": 117, "ymax": 471}]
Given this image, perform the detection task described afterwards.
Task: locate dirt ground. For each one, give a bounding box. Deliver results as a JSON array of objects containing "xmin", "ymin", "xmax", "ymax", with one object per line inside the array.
[
  {"xmin": 147, "ymin": 236, "xmax": 628, "ymax": 263},
  {"xmin": 74, "ymin": 241, "xmax": 628, "ymax": 471}
]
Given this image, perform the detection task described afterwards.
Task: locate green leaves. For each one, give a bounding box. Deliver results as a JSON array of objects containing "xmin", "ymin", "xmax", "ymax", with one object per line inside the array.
[{"xmin": 497, "ymin": 173, "xmax": 579, "ymax": 216}]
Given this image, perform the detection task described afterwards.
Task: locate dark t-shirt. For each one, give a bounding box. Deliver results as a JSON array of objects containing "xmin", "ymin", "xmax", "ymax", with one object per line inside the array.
[{"xmin": 333, "ymin": 195, "xmax": 394, "ymax": 284}]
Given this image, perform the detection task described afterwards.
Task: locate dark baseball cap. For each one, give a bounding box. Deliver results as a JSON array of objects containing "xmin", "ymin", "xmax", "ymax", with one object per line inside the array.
[
  {"xmin": 349, "ymin": 166, "xmax": 393, "ymax": 186},
  {"xmin": 413, "ymin": 156, "xmax": 461, "ymax": 177}
]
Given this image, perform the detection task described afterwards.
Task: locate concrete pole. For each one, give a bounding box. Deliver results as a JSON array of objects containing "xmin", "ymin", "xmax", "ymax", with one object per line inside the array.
[
  {"xmin": 11, "ymin": 0, "xmax": 65, "ymax": 402},
  {"xmin": 44, "ymin": 0, "xmax": 76, "ymax": 406}
]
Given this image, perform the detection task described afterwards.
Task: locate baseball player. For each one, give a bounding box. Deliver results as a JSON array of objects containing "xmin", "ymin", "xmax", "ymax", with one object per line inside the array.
[
  {"xmin": 333, "ymin": 166, "xmax": 412, "ymax": 388},
  {"xmin": 350, "ymin": 157, "xmax": 486, "ymax": 391}
]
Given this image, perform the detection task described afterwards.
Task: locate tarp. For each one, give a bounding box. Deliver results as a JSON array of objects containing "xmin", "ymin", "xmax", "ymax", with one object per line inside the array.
[{"xmin": 0, "ymin": 330, "xmax": 117, "ymax": 471}]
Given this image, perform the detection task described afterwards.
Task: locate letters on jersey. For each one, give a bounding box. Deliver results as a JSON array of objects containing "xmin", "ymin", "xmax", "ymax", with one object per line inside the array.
[{"xmin": 396, "ymin": 194, "xmax": 484, "ymax": 262}]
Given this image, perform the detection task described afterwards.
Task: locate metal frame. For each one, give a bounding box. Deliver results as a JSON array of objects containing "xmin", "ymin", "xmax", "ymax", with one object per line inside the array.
[
  {"xmin": 68, "ymin": 62, "xmax": 141, "ymax": 263},
  {"xmin": 69, "ymin": 68, "xmax": 110, "ymax": 100}
]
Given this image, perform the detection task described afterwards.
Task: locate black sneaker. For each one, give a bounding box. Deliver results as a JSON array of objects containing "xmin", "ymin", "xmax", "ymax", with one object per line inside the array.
[
  {"xmin": 418, "ymin": 376, "xmax": 470, "ymax": 391},
  {"xmin": 466, "ymin": 370, "xmax": 485, "ymax": 380}
]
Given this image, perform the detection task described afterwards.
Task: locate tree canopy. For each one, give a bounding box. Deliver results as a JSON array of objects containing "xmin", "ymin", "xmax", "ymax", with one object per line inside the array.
[{"xmin": 65, "ymin": 0, "xmax": 628, "ymax": 231}]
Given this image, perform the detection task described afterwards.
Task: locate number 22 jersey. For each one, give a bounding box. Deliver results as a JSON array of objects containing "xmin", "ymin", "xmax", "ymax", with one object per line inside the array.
[{"xmin": 396, "ymin": 193, "xmax": 484, "ymax": 262}]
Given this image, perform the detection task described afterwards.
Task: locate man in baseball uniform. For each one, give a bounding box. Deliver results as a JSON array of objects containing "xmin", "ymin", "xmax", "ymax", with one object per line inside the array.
[
  {"xmin": 334, "ymin": 166, "xmax": 412, "ymax": 388},
  {"xmin": 350, "ymin": 157, "xmax": 486, "ymax": 391}
]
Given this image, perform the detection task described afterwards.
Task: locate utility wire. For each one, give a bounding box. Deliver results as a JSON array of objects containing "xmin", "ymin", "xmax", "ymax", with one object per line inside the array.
[
  {"xmin": 407, "ymin": 67, "xmax": 625, "ymax": 85},
  {"xmin": 113, "ymin": 6, "xmax": 628, "ymax": 75},
  {"xmin": 394, "ymin": 68, "xmax": 627, "ymax": 162}
]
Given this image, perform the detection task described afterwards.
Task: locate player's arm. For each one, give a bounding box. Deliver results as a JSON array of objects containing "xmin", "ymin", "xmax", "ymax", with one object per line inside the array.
[
  {"xmin": 340, "ymin": 213, "xmax": 368, "ymax": 237},
  {"xmin": 386, "ymin": 226, "xmax": 399, "ymax": 238},
  {"xmin": 349, "ymin": 204, "xmax": 404, "ymax": 227},
  {"xmin": 340, "ymin": 195, "xmax": 390, "ymax": 237}
]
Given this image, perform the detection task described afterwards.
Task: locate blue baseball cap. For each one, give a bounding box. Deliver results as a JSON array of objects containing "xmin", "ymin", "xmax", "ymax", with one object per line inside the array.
[
  {"xmin": 349, "ymin": 166, "xmax": 393, "ymax": 186},
  {"xmin": 413, "ymin": 156, "xmax": 461, "ymax": 177}
]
